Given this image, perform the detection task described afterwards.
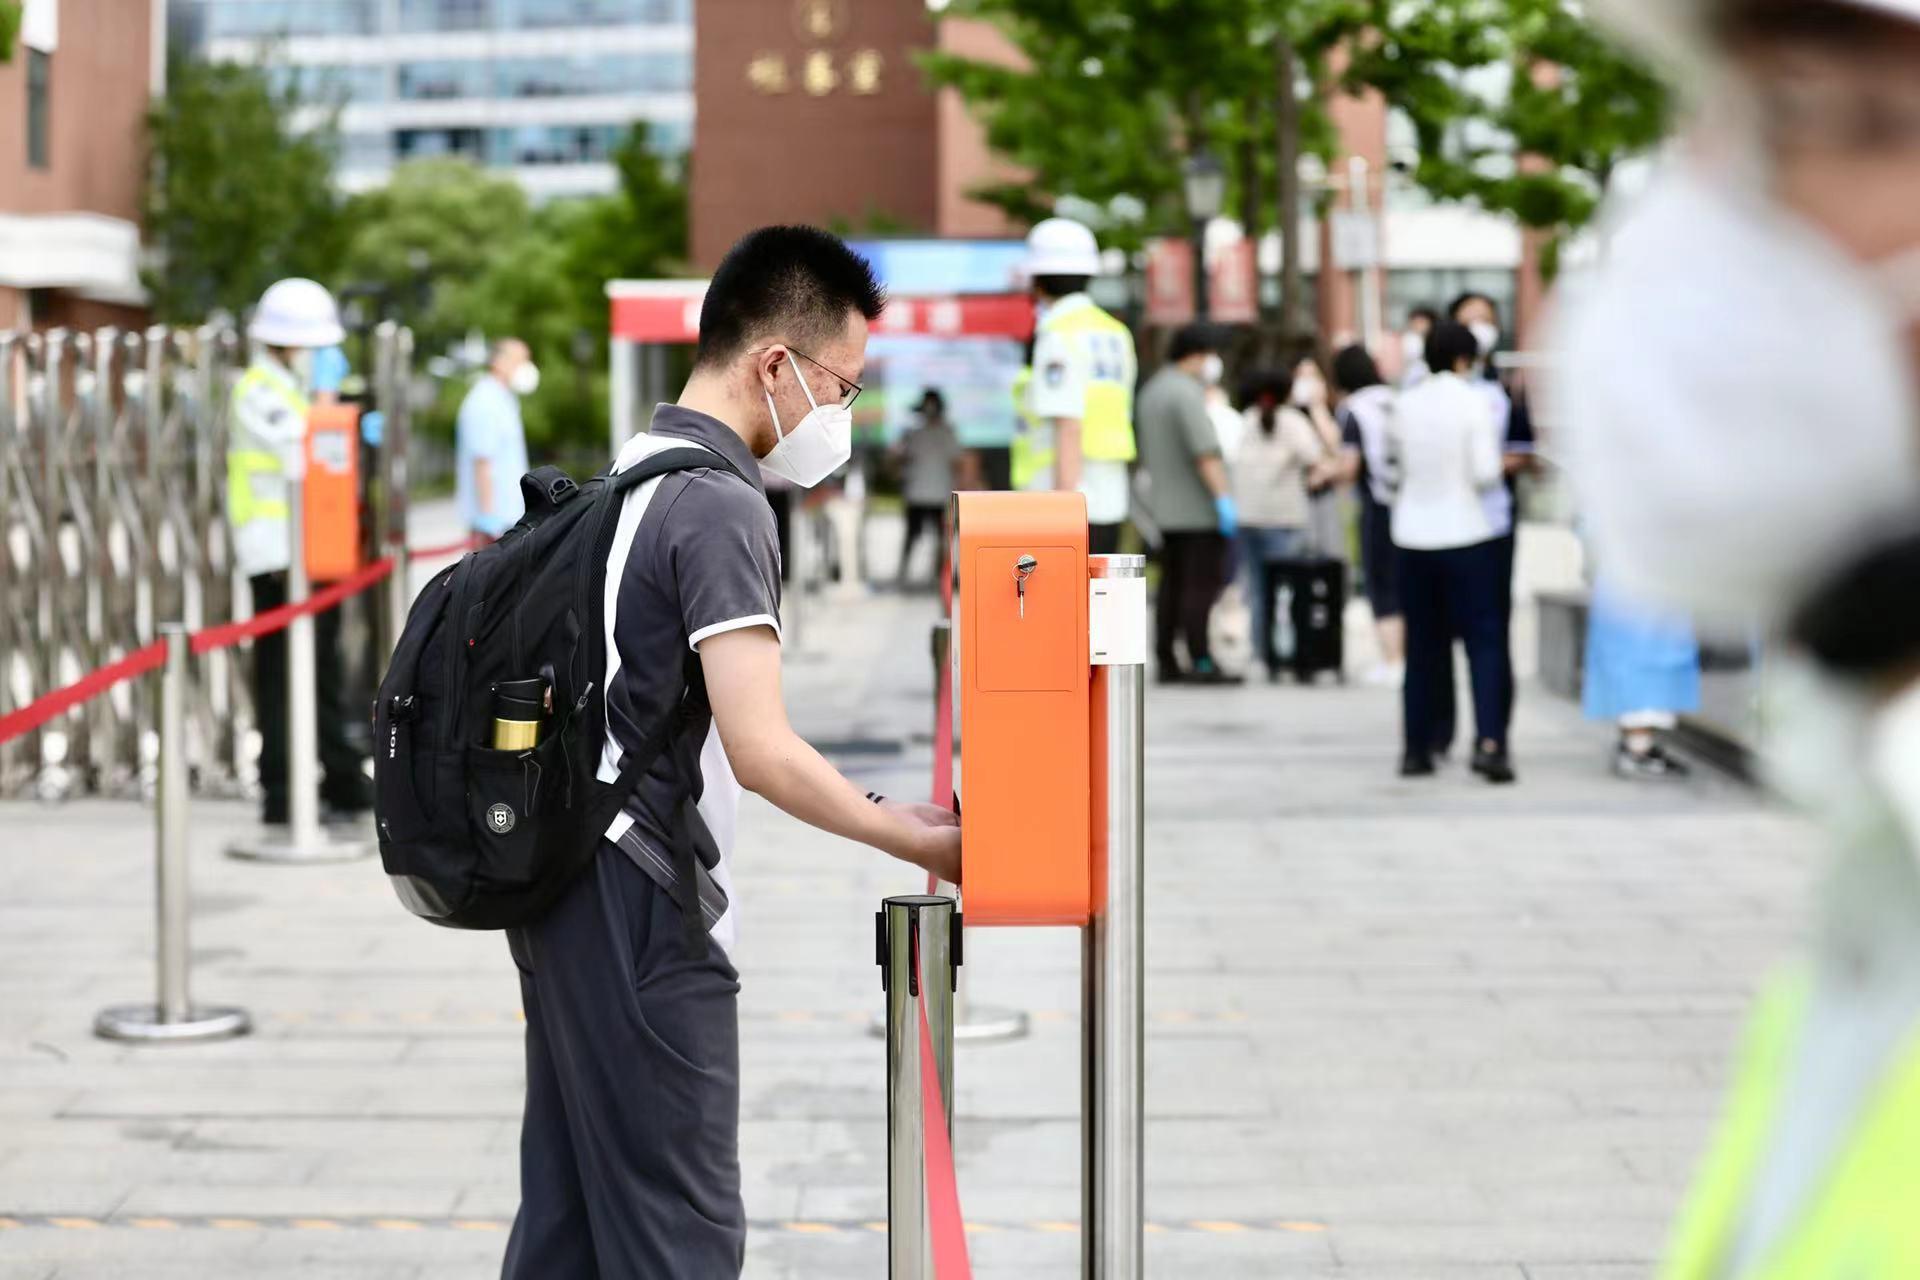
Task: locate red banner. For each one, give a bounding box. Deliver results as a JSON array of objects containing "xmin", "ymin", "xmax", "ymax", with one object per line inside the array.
[
  {"xmin": 1144, "ymin": 239, "xmax": 1195, "ymax": 328},
  {"xmin": 611, "ymin": 287, "xmax": 1034, "ymax": 344},
  {"xmin": 1209, "ymin": 240, "xmax": 1260, "ymax": 325}
]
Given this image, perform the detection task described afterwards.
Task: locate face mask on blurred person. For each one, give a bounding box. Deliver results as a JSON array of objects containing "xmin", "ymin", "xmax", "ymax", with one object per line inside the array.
[
  {"xmin": 1557, "ymin": 161, "xmax": 1920, "ymax": 626},
  {"xmin": 1290, "ymin": 371, "xmax": 1324, "ymax": 408},
  {"xmin": 1201, "ymin": 354, "xmax": 1225, "ymax": 386},
  {"xmin": 508, "ymin": 362, "xmax": 541, "ymax": 397},
  {"xmin": 1402, "ymin": 331, "xmax": 1426, "ymax": 366},
  {"xmin": 1469, "ymin": 322, "xmax": 1501, "ymax": 358},
  {"xmin": 290, "ymin": 349, "xmax": 316, "ymax": 390},
  {"xmin": 762, "ymin": 357, "xmax": 852, "ymax": 488}
]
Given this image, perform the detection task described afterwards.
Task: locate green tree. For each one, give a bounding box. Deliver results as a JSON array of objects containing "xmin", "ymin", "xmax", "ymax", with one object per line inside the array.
[
  {"xmin": 0, "ymin": 1, "xmax": 21, "ymax": 63},
  {"xmin": 142, "ymin": 59, "xmax": 344, "ymax": 322},
  {"xmin": 1356, "ymin": 0, "xmax": 1668, "ymax": 274},
  {"xmin": 337, "ymin": 157, "xmax": 534, "ymax": 360},
  {"xmin": 340, "ymin": 127, "xmax": 690, "ymax": 453}
]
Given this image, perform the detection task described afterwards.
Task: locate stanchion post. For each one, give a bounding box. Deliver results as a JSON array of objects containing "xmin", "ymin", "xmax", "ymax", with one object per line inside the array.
[
  {"xmin": 227, "ymin": 441, "xmax": 372, "ymax": 863},
  {"xmin": 96, "ymin": 625, "xmax": 251, "ymax": 1043},
  {"xmin": 931, "ymin": 617, "xmax": 1028, "ymax": 1044},
  {"xmin": 1085, "ymin": 554, "xmax": 1147, "ymax": 1280},
  {"xmin": 882, "ymin": 894, "xmax": 958, "ymax": 1279}
]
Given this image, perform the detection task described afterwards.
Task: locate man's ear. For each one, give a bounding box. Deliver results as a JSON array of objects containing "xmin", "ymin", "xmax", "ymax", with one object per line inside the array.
[{"xmin": 754, "ymin": 345, "xmax": 788, "ymax": 396}]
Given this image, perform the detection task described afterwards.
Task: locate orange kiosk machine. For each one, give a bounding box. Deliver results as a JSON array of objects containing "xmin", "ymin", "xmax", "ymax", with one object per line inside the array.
[{"xmin": 933, "ymin": 489, "xmax": 1148, "ymax": 1278}]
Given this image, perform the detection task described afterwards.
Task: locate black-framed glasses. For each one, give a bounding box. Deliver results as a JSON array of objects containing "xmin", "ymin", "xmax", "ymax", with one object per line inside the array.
[{"xmin": 758, "ymin": 345, "xmax": 863, "ymax": 409}]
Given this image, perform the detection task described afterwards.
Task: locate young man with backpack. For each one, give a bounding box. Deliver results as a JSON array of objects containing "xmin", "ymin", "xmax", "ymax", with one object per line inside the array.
[{"xmin": 483, "ymin": 226, "xmax": 961, "ymax": 1277}]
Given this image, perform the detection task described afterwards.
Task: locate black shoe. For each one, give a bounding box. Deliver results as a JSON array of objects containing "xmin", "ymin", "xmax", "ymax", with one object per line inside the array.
[
  {"xmin": 1156, "ymin": 668, "xmax": 1189, "ymax": 686},
  {"xmin": 1614, "ymin": 742, "xmax": 1690, "ymax": 780},
  {"xmin": 1399, "ymin": 753, "xmax": 1436, "ymax": 778},
  {"xmin": 1471, "ymin": 747, "xmax": 1517, "ymax": 784},
  {"xmin": 1188, "ymin": 660, "xmax": 1245, "ymax": 687}
]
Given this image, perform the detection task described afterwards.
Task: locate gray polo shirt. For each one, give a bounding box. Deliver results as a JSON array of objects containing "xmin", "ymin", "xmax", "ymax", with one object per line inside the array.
[
  {"xmin": 597, "ymin": 404, "xmax": 781, "ymax": 956},
  {"xmin": 1134, "ymin": 365, "xmax": 1221, "ymax": 534}
]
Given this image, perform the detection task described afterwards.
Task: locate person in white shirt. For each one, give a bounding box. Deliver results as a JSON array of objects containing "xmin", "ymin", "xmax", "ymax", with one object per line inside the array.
[{"xmin": 1386, "ymin": 320, "xmax": 1514, "ymax": 783}]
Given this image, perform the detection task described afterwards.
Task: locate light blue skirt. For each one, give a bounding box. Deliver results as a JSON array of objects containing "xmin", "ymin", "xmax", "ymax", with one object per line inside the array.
[{"xmin": 1582, "ymin": 578, "xmax": 1701, "ymax": 721}]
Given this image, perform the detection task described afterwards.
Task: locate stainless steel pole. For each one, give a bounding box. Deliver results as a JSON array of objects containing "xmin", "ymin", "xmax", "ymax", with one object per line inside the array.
[
  {"xmin": 285, "ymin": 466, "xmax": 321, "ymax": 847},
  {"xmin": 96, "ymin": 626, "xmax": 250, "ymax": 1042},
  {"xmin": 883, "ymin": 894, "xmax": 958, "ymax": 1279},
  {"xmin": 1086, "ymin": 554, "xmax": 1147, "ymax": 1280}
]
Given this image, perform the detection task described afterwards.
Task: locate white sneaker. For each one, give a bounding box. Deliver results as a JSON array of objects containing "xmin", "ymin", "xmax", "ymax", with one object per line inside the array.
[{"xmin": 1363, "ymin": 662, "xmax": 1405, "ymax": 688}]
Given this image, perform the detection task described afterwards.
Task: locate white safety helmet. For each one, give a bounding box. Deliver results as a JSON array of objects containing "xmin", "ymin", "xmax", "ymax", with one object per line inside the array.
[
  {"xmin": 248, "ymin": 277, "xmax": 345, "ymax": 349},
  {"xmin": 1024, "ymin": 217, "xmax": 1102, "ymax": 279}
]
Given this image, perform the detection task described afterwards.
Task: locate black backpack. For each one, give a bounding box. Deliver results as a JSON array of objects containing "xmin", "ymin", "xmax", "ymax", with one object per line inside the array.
[{"xmin": 372, "ymin": 449, "xmax": 742, "ymax": 933}]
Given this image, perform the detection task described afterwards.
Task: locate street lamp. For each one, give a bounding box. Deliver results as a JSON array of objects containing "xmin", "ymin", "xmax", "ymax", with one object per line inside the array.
[{"xmin": 1183, "ymin": 150, "xmax": 1225, "ymax": 322}]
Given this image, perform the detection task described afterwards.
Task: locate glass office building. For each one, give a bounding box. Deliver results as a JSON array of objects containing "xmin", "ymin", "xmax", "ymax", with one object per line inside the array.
[{"xmin": 170, "ymin": 0, "xmax": 693, "ymax": 197}]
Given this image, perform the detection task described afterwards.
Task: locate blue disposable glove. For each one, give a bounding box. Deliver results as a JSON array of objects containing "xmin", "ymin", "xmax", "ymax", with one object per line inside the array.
[
  {"xmin": 1215, "ymin": 494, "xmax": 1239, "ymax": 538},
  {"xmin": 360, "ymin": 409, "xmax": 385, "ymax": 448}
]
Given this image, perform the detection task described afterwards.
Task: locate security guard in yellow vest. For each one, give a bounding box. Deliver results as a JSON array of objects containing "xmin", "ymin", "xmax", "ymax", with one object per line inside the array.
[
  {"xmin": 231, "ymin": 278, "xmax": 371, "ymax": 827},
  {"xmin": 1018, "ymin": 217, "xmax": 1137, "ymax": 555},
  {"xmin": 1562, "ymin": 1, "xmax": 1920, "ymax": 1274}
]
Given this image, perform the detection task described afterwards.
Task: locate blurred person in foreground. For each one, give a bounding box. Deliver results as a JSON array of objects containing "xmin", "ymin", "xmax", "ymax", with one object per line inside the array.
[
  {"xmin": 892, "ymin": 388, "xmax": 969, "ymax": 588},
  {"xmin": 1136, "ymin": 324, "xmax": 1241, "ymax": 685},
  {"xmin": 456, "ymin": 337, "xmax": 537, "ymax": 540},
  {"xmin": 228, "ymin": 279, "xmax": 372, "ymax": 826},
  {"xmin": 1331, "ymin": 345, "xmax": 1406, "ymax": 686},
  {"xmin": 1232, "ymin": 366, "xmax": 1326, "ymax": 680},
  {"xmin": 1581, "ymin": 578, "xmax": 1701, "ymax": 779},
  {"xmin": 1018, "ymin": 217, "xmax": 1138, "ymax": 555},
  {"xmin": 1389, "ymin": 321, "xmax": 1514, "ymax": 784},
  {"xmin": 1561, "ymin": 1, "xmax": 1920, "ymax": 1272}
]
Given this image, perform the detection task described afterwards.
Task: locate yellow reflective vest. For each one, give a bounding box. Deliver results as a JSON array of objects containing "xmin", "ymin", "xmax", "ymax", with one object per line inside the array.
[
  {"xmin": 1016, "ymin": 293, "xmax": 1136, "ymax": 492},
  {"xmin": 1664, "ymin": 969, "xmax": 1920, "ymax": 1278},
  {"xmin": 228, "ymin": 357, "xmax": 307, "ymax": 577}
]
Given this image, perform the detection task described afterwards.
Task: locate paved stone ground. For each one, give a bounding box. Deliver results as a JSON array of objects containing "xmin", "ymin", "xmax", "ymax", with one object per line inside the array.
[{"xmin": 0, "ymin": 526, "xmax": 1820, "ymax": 1279}]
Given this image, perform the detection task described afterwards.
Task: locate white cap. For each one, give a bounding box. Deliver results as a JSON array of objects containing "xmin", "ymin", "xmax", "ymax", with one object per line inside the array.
[
  {"xmin": 1024, "ymin": 217, "xmax": 1102, "ymax": 279},
  {"xmin": 248, "ymin": 277, "xmax": 345, "ymax": 349},
  {"xmin": 1594, "ymin": 0, "xmax": 1920, "ymax": 78}
]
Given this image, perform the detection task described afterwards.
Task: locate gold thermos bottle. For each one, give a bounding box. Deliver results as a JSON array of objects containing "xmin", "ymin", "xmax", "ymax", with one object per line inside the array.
[{"xmin": 491, "ymin": 678, "xmax": 548, "ymax": 751}]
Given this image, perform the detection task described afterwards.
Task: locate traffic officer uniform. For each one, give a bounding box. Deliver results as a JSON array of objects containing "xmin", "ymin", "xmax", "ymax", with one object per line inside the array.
[
  {"xmin": 229, "ymin": 280, "xmax": 370, "ymax": 824},
  {"xmin": 1017, "ymin": 219, "xmax": 1138, "ymax": 555}
]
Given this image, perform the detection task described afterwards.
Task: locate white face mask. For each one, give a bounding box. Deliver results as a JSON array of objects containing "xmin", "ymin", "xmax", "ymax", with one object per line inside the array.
[
  {"xmin": 1201, "ymin": 354, "xmax": 1225, "ymax": 386},
  {"xmin": 1401, "ymin": 330, "xmax": 1425, "ymax": 366},
  {"xmin": 508, "ymin": 362, "xmax": 541, "ymax": 396},
  {"xmin": 761, "ymin": 357, "xmax": 852, "ymax": 488},
  {"xmin": 1557, "ymin": 161, "xmax": 1920, "ymax": 626},
  {"xmin": 1290, "ymin": 371, "xmax": 1324, "ymax": 408},
  {"xmin": 1468, "ymin": 322, "xmax": 1500, "ymax": 358}
]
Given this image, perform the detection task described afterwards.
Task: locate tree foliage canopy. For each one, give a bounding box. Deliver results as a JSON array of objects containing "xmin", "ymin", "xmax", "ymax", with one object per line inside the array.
[
  {"xmin": 922, "ymin": 0, "xmax": 1668, "ymax": 257},
  {"xmin": 142, "ymin": 59, "xmax": 345, "ymax": 322}
]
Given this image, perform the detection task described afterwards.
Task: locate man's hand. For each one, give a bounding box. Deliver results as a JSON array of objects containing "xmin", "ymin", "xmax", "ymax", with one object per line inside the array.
[{"xmin": 882, "ymin": 800, "xmax": 961, "ymax": 884}]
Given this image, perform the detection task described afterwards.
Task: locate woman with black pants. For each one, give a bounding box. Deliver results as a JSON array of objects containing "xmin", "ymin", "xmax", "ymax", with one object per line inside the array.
[{"xmin": 1386, "ymin": 322, "xmax": 1515, "ymax": 783}]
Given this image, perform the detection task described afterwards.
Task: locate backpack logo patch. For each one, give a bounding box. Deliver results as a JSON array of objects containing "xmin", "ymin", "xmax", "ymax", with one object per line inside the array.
[{"xmin": 486, "ymin": 803, "xmax": 516, "ymax": 835}]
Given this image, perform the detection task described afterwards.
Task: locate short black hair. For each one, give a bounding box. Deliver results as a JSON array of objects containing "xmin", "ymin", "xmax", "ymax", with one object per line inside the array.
[
  {"xmin": 1427, "ymin": 320, "xmax": 1480, "ymax": 374},
  {"xmin": 1408, "ymin": 305, "xmax": 1439, "ymax": 327},
  {"xmin": 694, "ymin": 225, "xmax": 886, "ymax": 369},
  {"xmin": 1331, "ymin": 345, "xmax": 1383, "ymax": 395},
  {"xmin": 1447, "ymin": 291, "xmax": 1498, "ymax": 322},
  {"xmin": 1033, "ymin": 274, "xmax": 1090, "ymax": 300},
  {"xmin": 1167, "ymin": 323, "xmax": 1222, "ymax": 363},
  {"xmin": 915, "ymin": 388, "xmax": 946, "ymax": 415}
]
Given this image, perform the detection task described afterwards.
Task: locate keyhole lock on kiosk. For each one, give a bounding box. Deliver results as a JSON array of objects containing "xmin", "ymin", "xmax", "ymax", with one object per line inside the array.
[{"xmin": 883, "ymin": 490, "xmax": 1148, "ymax": 1280}]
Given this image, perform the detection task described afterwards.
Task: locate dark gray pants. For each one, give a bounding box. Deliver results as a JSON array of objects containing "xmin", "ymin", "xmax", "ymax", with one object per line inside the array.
[{"xmin": 503, "ymin": 844, "xmax": 744, "ymax": 1279}]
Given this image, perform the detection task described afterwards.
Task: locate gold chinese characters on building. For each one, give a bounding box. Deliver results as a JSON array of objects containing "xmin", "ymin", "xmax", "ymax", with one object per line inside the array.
[{"xmin": 746, "ymin": 48, "xmax": 883, "ymax": 96}]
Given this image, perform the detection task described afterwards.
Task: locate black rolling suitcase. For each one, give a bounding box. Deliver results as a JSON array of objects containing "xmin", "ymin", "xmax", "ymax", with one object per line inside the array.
[{"xmin": 1282, "ymin": 557, "xmax": 1346, "ymax": 682}]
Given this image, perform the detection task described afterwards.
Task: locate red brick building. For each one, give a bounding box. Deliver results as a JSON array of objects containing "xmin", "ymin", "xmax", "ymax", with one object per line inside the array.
[{"xmin": 0, "ymin": 0, "xmax": 155, "ymax": 331}]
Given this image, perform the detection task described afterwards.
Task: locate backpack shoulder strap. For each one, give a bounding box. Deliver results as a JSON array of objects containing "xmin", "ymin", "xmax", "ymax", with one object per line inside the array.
[{"xmin": 606, "ymin": 444, "xmax": 747, "ymax": 497}]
